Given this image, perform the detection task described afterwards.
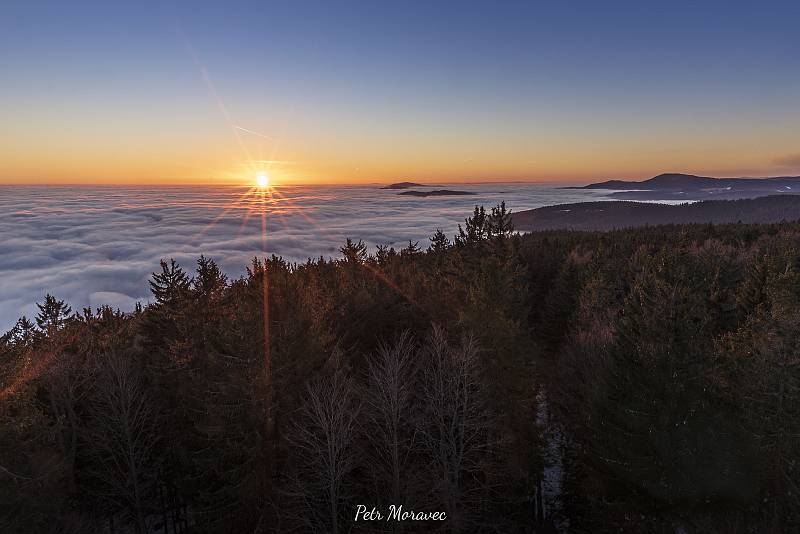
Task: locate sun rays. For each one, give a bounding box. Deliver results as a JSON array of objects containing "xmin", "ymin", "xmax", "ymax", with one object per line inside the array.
[
  {"xmin": 0, "ymin": 38, "xmax": 432, "ymax": 405},
  {"xmin": 256, "ymin": 172, "xmax": 270, "ymax": 189}
]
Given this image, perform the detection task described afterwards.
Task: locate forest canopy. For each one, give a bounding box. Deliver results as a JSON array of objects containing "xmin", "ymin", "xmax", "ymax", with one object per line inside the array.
[{"xmin": 2, "ymin": 203, "xmax": 799, "ymax": 533}]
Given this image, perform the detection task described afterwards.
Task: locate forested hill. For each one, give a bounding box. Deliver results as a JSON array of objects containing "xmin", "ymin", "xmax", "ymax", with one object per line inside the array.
[
  {"xmin": 512, "ymin": 194, "xmax": 800, "ymax": 231},
  {"xmin": 575, "ymin": 172, "xmax": 800, "ymax": 191},
  {"xmin": 569, "ymin": 173, "xmax": 800, "ymax": 200},
  {"xmin": 2, "ymin": 204, "xmax": 800, "ymax": 532}
]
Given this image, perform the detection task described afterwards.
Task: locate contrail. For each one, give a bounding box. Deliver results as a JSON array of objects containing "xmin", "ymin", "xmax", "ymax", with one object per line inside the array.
[
  {"xmin": 180, "ymin": 31, "xmax": 256, "ymax": 170},
  {"xmin": 234, "ymin": 125, "xmax": 274, "ymax": 140}
]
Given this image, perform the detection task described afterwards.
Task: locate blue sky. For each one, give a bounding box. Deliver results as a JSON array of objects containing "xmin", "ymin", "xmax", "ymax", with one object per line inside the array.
[{"xmin": 2, "ymin": 0, "xmax": 799, "ymax": 183}]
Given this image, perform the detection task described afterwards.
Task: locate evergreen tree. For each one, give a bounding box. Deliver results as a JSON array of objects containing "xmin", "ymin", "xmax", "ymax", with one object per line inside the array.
[
  {"xmin": 428, "ymin": 228, "xmax": 450, "ymax": 254},
  {"xmin": 400, "ymin": 240, "xmax": 421, "ymax": 258},
  {"xmin": 488, "ymin": 201, "xmax": 514, "ymax": 237},
  {"xmin": 340, "ymin": 238, "xmax": 367, "ymax": 264},
  {"xmin": 35, "ymin": 294, "xmax": 72, "ymax": 331},
  {"xmin": 455, "ymin": 205, "xmax": 488, "ymax": 246},
  {"xmin": 596, "ymin": 249, "xmax": 748, "ymax": 506},
  {"xmin": 149, "ymin": 258, "xmax": 191, "ymax": 305},
  {"xmin": 375, "ymin": 244, "xmax": 391, "ymax": 265},
  {"xmin": 3, "ymin": 316, "xmax": 36, "ymax": 346},
  {"xmin": 193, "ymin": 255, "xmax": 227, "ymax": 297},
  {"xmin": 715, "ymin": 244, "xmax": 800, "ymax": 525}
]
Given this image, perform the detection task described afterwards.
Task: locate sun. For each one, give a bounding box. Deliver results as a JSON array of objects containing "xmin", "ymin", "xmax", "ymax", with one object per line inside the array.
[{"xmin": 255, "ymin": 172, "xmax": 270, "ymax": 189}]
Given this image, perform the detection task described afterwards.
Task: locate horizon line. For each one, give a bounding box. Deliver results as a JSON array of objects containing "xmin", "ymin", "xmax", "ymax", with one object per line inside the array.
[{"xmin": 3, "ymin": 171, "xmax": 800, "ymax": 188}]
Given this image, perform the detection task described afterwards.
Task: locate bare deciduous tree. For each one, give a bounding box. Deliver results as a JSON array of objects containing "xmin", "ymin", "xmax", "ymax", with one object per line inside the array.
[
  {"xmin": 83, "ymin": 353, "xmax": 158, "ymax": 534},
  {"xmin": 286, "ymin": 372, "xmax": 361, "ymax": 534},
  {"xmin": 419, "ymin": 326, "xmax": 493, "ymax": 533},
  {"xmin": 364, "ymin": 331, "xmax": 417, "ymax": 525},
  {"xmin": 42, "ymin": 347, "xmax": 90, "ymax": 494}
]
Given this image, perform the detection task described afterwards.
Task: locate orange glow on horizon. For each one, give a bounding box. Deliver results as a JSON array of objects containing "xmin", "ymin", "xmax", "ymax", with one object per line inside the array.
[
  {"xmin": 2, "ymin": 115, "xmax": 799, "ymax": 186},
  {"xmin": 3, "ymin": 152, "xmax": 800, "ymax": 187}
]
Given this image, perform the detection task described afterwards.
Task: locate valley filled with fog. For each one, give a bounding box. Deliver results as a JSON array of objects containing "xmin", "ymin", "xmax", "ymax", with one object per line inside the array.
[{"xmin": 0, "ymin": 183, "xmax": 609, "ymax": 331}]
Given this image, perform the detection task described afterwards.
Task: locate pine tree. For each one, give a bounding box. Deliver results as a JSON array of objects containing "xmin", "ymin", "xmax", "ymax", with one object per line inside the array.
[
  {"xmin": 375, "ymin": 244, "xmax": 391, "ymax": 265},
  {"xmin": 193, "ymin": 255, "xmax": 227, "ymax": 297},
  {"xmin": 715, "ymin": 245, "xmax": 800, "ymax": 524},
  {"xmin": 340, "ymin": 238, "xmax": 367, "ymax": 264},
  {"xmin": 143, "ymin": 259, "xmax": 192, "ymax": 356},
  {"xmin": 456, "ymin": 205, "xmax": 488, "ymax": 246},
  {"xmin": 428, "ymin": 229, "xmax": 450, "ymax": 254},
  {"xmin": 149, "ymin": 258, "xmax": 191, "ymax": 305},
  {"xmin": 3, "ymin": 316, "xmax": 36, "ymax": 346},
  {"xmin": 737, "ymin": 252, "xmax": 769, "ymax": 316},
  {"xmin": 596, "ymin": 249, "xmax": 746, "ymax": 505},
  {"xmin": 400, "ymin": 240, "xmax": 421, "ymax": 258},
  {"xmin": 488, "ymin": 201, "xmax": 514, "ymax": 237},
  {"xmin": 35, "ymin": 294, "xmax": 72, "ymax": 331}
]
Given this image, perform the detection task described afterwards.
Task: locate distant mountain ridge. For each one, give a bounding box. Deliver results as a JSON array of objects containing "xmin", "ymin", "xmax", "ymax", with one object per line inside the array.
[
  {"xmin": 381, "ymin": 182, "xmax": 426, "ymax": 189},
  {"xmin": 398, "ymin": 189, "xmax": 474, "ymax": 197},
  {"xmin": 580, "ymin": 172, "xmax": 800, "ymax": 190},
  {"xmin": 573, "ymin": 173, "xmax": 800, "ymax": 201},
  {"xmin": 512, "ymin": 195, "xmax": 800, "ymax": 232}
]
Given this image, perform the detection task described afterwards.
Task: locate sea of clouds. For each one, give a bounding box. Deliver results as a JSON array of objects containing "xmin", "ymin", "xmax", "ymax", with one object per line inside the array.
[{"xmin": 0, "ymin": 183, "xmax": 610, "ymax": 332}]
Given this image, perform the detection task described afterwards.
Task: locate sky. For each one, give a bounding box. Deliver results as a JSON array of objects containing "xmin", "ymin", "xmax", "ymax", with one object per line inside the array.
[{"xmin": 1, "ymin": 0, "xmax": 799, "ymax": 185}]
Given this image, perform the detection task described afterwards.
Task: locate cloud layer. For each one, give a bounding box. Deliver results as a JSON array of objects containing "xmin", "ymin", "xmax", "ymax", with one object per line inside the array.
[{"xmin": 0, "ymin": 184, "xmax": 608, "ymax": 332}]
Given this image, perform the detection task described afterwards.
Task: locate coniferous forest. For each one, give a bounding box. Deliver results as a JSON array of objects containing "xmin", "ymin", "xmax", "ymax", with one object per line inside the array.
[{"xmin": 2, "ymin": 204, "xmax": 800, "ymax": 533}]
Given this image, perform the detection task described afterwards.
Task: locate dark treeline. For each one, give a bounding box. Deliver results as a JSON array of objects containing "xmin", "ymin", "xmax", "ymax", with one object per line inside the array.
[{"xmin": 1, "ymin": 204, "xmax": 799, "ymax": 532}]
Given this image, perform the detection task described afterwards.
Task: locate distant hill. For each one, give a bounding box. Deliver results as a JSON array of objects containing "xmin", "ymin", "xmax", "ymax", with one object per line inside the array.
[
  {"xmin": 398, "ymin": 189, "xmax": 475, "ymax": 197},
  {"xmin": 579, "ymin": 173, "xmax": 719, "ymax": 190},
  {"xmin": 572, "ymin": 173, "xmax": 800, "ymax": 200},
  {"xmin": 512, "ymin": 195, "xmax": 800, "ymax": 232},
  {"xmin": 382, "ymin": 182, "xmax": 425, "ymax": 189}
]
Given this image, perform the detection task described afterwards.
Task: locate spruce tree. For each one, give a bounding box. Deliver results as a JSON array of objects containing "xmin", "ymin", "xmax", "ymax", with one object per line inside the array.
[
  {"xmin": 340, "ymin": 238, "xmax": 367, "ymax": 264},
  {"xmin": 149, "ymin": 258, "xmax": 191, "ymax": 305},
  {"xmin": 428, "ymin": 229, "xmax": 450, "ymax": 254},
  {"xmin": 193, "ymin": 255, "xmax": 227, "ymax": 297},
  {"xmin": 456, "ymin": 205, "xmax": 488, "ymax": 246},
  {"xmin": 4, "ymin": 316, "xmax": 36, "ymax": 346},
  {"xmin": 597, "ymin": 249, "xmax": 746, "ymax": 505},
  {"xmin": 35, "ymin": 294, "xmax": 72, "ymax": 331},
  {"xmin": 400, "ymin": 240, "xmax": 421, "ymax": 258}
]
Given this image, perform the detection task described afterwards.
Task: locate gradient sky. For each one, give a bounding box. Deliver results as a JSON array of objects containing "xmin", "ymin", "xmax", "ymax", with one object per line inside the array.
[{"xmin": 1, "ymin": 0, "xmax": 799, "ymax": 185}]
